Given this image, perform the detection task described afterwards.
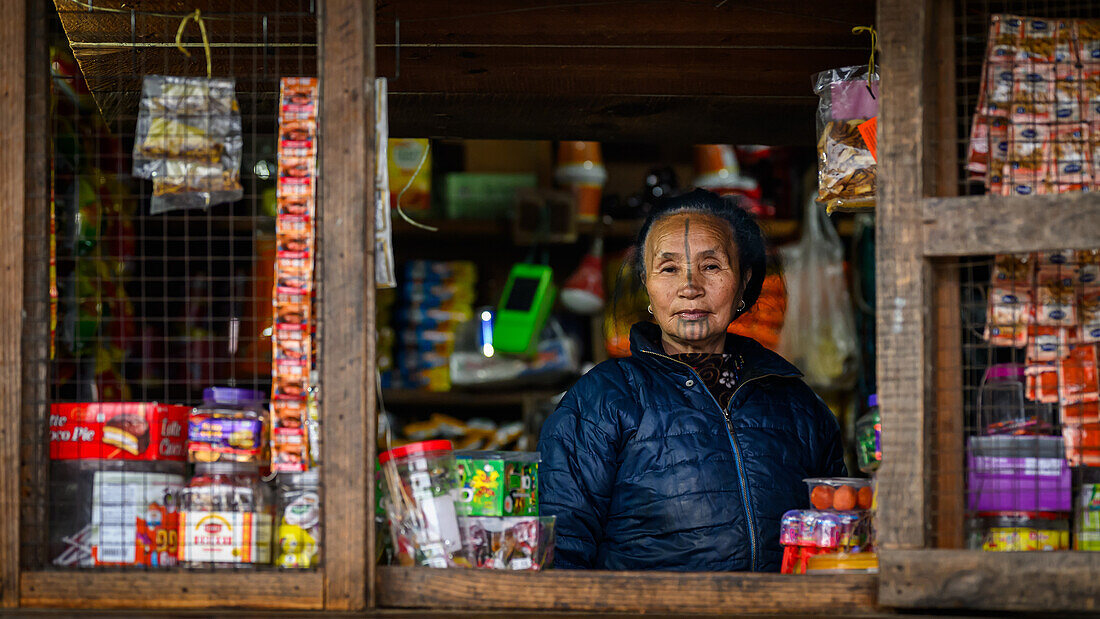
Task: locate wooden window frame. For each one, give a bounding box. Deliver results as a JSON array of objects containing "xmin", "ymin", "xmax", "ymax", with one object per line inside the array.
[{"xmin": 876, "ymin": 0, "xmax": 1100, "ymax": 613}]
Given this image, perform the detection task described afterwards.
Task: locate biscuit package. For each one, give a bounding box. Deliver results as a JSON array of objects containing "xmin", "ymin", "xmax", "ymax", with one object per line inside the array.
[
  {"xmin": 272, "ymin": 78, "xmax": 319, "ymax": 472},
  {"xmin": 813, "ymin": 65, "xmax": 879, "ymax": 213}
]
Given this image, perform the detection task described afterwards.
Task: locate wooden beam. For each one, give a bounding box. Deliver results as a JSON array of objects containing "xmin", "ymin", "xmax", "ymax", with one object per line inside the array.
[
  {"xmin": 20, "ymin": 0, "xmax": 52, "ymax": 575},
  {"xmin": 377, "ymin": 567, "xmax": 880, "ymax": 615},
  {"xmin": 0, "ymin": 0, "xmax": 28, "ymax": 607},
  {"xmin": 923, "ymin": 193, "xmax": 1100, "ymax": 256},
  {"xmin": 874, "ymin": 0, "xmax": 934, "ymax": 553},
  {"xmin": 388, "ymin": 93, "xmax": 817, "ymax": 145},
  {"xmin": 880, "ymin": 550, "xmax": 1100, "ymax": 612},
  {"xmin": 931, "ymin": 262, "xmax": 964, "ymax": 549},
  {"xmin": 319, "ymin": 0, "xmax": 375, "ymax": 611},
  {"xmin": 20, "ymin": 571, "xmax": 322, "ymax": 610}
]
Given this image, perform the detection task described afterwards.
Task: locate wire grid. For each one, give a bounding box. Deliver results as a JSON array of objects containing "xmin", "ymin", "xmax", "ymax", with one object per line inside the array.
[{"xmin": 24, "ymin": 1, "xmax": 320, "ymax": 572}]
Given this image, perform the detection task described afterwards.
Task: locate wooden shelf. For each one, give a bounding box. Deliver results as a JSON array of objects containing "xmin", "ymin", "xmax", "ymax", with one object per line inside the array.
[
  {"xmin": 922, "ymin": 192, "xmax": 1100, "ymax": 257},
  {"xmin": 381, "ymin": 388, "xmax": 564, "ymax": 408},
  {"xmin": 378, "ymin": 566, "xmax": 879, "ymax": 615}
]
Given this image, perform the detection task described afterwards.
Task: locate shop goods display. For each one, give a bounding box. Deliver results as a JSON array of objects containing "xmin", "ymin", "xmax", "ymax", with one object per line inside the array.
[
  {"xmin": 397, "ymin": 412, "xmax": 526, "ymax": 452},
  {"xmin": 275, "ymin": 470, "xmax": 322, "ymax": 568},
  {"xmin": 188, "ymin": 387, "xmax": 267, "ymax": 464},
  {"xmin": 379, "ymin": 440, "xmax": 464, "ymax": 567},
  {"xmin": 560, "ymin": 237, "xmax": 606, "ymax": 315},
  {"xmin": 967, "ymin": 435, "xmax": 1071, "ymax": 513},
  {"xmin": 969, "ymin": 511, "xmax": 1070, "ymax": 551},
  {"xmin": 692, "ymin": 144, "xmax": 770, "ymax": 218},
  {"xmin": 458, "ymin": 516, "xmax": 556, "ymax": 570},
  {"xmin": 855, "ymin": 394, "xmax": 882, "ymax": 474},
  {"xmin": 554, "ymin": 141, "xmax": 606, "ymax": 222},
  {"xmin": 805, "ymin": 551, "xmax": 879, "ymax": 574},
  {"xmin": 50, "ymin": 402, "xmax": 188, "ymax": 461},
  {"xmin": 967, "ymin": 15, "xmax": 1100, "ymax": 195},
  {"xmin": 178, "ymin": 462, "xmax": 274, "ymax": 566},
  {"xmin": 780, "ymin": 508, "xmax": 872, "ymax": 575},
  {"xmin": 392, "ymin": 260, "xmax": 477, "ymax": 391},
  {"xmin": 813, "ymin": 65, "xmax": 879, "ymax": 212},
  {"xmin": 455, "ymin": 451, "xmax": 540, "ymax": 517},
  {"xmin": 272, "ymin": 77, "xmax": 320, "ymax": 472},
  {"xmin": 980, "ymin": 250, "xmax": 1100, "ymax": 465},
  {"xmin": 805, "ymin": 478, "xmax": 874, "ymax": 511},
  {"xmin": 379, "ymin": 440, "xmax": 555, "ymax": 569},
  {"xmin": 132, "ymin": 75, "xmax": 243, "ymax": 213}
]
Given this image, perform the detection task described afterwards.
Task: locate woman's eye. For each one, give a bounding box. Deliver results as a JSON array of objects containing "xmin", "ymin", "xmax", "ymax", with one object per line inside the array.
[
  {"xmin": 702, "ymin": 263, "xmax": 720, "ymax": 271},
  {"xmin": 661, "ymin": 266, "xmax": 677, "ymax": 273}
]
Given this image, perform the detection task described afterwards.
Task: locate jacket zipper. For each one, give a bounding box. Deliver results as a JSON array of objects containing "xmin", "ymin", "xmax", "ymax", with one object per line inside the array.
[{"xmin": 641, "ymin": 349, "xmax": 777, "ymax": 572}]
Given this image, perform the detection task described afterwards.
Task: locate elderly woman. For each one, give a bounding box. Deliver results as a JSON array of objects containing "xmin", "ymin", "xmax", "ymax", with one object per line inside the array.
[{"xmin": 538, "ymin": 189, "xmax": 846, "ymax": 571}]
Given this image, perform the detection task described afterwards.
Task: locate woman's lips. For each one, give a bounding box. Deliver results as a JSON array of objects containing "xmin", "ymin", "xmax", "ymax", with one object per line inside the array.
[{"xmin": 674, "ymin": 310, "xmax": 710, "ymax": 320}]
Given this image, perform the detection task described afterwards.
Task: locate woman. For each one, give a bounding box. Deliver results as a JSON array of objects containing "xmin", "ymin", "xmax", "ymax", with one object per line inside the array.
[{"xmin": 538, "ymin": 188, "xmax": 846, "ymax": 571}]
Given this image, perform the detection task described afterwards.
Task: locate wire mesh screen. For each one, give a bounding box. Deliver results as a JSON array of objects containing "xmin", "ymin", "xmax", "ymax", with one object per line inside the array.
[
  {"xmin": 949, "ymin": 251, "xmax": 1100, "ymax": 552},
  {"xmin": 23, "ymin": 1, "xmax": 321, "ymax": 572}
]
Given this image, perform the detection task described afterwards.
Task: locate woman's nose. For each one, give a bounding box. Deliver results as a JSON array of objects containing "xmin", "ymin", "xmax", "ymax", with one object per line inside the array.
[{"xmin": 678, "ymin": 272, "xmax": 703, "ymax": 297}]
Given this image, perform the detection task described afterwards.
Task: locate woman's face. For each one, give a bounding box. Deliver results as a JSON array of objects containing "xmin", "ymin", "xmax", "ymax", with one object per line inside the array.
[{"xmin": 643, "ymin": 212, "xmax": 746, "ymax": 355}]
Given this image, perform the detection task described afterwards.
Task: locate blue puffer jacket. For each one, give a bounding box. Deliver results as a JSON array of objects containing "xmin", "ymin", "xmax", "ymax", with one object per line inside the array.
[{"xmin": 538, "ymin": 322, "xmax": 846, "ymax": 571}]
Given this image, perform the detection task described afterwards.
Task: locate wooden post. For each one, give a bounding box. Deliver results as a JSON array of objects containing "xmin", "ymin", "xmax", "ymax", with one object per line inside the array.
[
  {"xmin": 0, "ymin": 0, "xmax": 28, "ymax": 607},
  {"xmin": 319, "ymin": 0, "xmax": 376, "ymax": 610},
  {"xmin": 874, "ymin": 0, "xmax": 933, "ymax": 552}
]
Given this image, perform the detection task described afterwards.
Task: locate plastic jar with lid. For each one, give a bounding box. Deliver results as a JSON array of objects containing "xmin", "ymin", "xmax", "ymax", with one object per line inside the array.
[
  {"xmin": 855, "ymin": 394, "xmax": 882, "ymax": 474},
  {"xmin": 178, "ymin": 462, "xmax": 274, "ymax": 567},
  {"xmin": 188, "ymin": 387, "xmax": 268, "ymax": 464},
  {"xmin": 275, "ymin": 470, "xmax": 321, "ymax": 568},
  {"xmin": 978, "ymin": 511, "xmax": 1069, "ymax": 551},
  {"xmin": 378, "ymin": 440, "xmax": 461, "ymax": 567},
  {"xmin": 977, "ymin": 364, "xmax": 1054, "ymax": 435}
]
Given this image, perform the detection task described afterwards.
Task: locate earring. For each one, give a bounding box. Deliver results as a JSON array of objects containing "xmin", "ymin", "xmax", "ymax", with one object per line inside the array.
[
  {"xmin": 737, "ymin": 300, "xmax": 746, "ymax": 312},
  {"xmin": 647, "ymin": 305, "xmax": 653, "ymax": 315}
]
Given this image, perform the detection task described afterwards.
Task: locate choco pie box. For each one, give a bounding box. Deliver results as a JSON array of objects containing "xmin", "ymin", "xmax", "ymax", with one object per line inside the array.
[{"xmin": 50, "ymin": 402, "xmax": 188, "ymax": 461}]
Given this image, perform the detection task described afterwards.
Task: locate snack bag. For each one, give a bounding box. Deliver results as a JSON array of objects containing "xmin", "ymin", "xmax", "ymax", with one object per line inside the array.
[{"xmin": 813, "ymin": 66, "xmax": 878, "ymax": 212}]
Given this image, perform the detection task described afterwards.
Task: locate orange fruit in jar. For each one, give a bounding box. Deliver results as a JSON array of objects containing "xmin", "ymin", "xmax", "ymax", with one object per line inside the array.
[
  {"xmin": 834, "ymin": 485, "xmax": 857, "ymax": 511},
  {"xmin": 857, "ymin": 486, "xmax": 873, "ymax": 510},
  {"xmin": 810, "ymin": 485, "xmax": 835, "ymax": 510}
]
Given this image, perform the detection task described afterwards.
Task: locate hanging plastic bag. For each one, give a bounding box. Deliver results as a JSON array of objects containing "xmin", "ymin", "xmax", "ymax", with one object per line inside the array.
[
  {"xmin": 132, "ymin": 75, "xmax": 243, "ymax": 214},
  {"xmin": 813, "ymin": 66, "xmax": 878, "ymax": 213},
  {"xmin": 778, "ymin": 195, "xmax": 858, "ymax": 389}
]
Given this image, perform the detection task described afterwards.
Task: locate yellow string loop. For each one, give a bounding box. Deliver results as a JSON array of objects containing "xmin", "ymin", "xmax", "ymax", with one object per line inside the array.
[
  {"xmin": 852, "ymin": 25, "xmax": 877, "ymax": 97},
  {"xmin": 175, "ymin": 9, "xmax": 212, "ymax": 79}
]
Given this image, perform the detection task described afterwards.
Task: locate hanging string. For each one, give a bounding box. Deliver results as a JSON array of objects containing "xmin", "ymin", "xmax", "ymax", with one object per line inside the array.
[
  {"xmin": 851, "ymin": 25, "xmax": 877, "ymax": 99},
  {"xmin": 394, "ymin": 142, "xmax": 438, "ymax": 231},
  {"xmin": 175, "ymin": 9, "xmax": 212, "ymax": 79}
]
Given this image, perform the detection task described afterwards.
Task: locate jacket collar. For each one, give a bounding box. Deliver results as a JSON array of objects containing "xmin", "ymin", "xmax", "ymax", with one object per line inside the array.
[{"xmin": 628, "ymin": 321, "xmax": 802, "ymax": 381}]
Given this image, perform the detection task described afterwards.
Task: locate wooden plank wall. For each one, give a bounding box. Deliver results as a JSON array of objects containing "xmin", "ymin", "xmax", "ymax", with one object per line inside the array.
[
  {"xmin": 319, "ymin": 0, "xmax": 375, "ymax": 610},
  {"xmin": 0, "ymin": 0, "xmax": 28, "ymax": 607},
  {"xmin": 874, "ymin": 0, "xmax": 933, "ymax": 551}
]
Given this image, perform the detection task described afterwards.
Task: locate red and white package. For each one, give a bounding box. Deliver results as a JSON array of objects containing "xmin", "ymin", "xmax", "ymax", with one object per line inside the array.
[
  {"xmin": 272, "ymin": 428, "xmax": 307, "ymax": 472},
  {"xmin": 1077, "ymin": 250, "xmax": 1100, "ymax": 286},
  {"xmin": 992, "ymin": 253, "xmax": 1035, "ymax": 287},
  {"xmin": 1050, "ymin": 123, "xmax": 1092, "ymax": 184},
  {"xmin": 50, "ymin": 402, "xmax": 188, "ymax": 461},
  {"xmin": 1007, "ymin": 123, "xmax": 1051, "ymax": 180},
  {"xmin": 985, "ymin": 286, "xmax": 1032, "ymax": 347},
  {"xmin": 1080, "ymin": 287, "xmax": 1100, "ymax": 343},
  {"xmin": 989, "ymin": 15, "xmax": 1024, "ymax": 65},
  {"xmin": 1063, "ymin": 401, "xmax": 1100, "ymax": 425},
  {"xmin": 276, "ymin": 256, "xmax": 312, "ymax": 294},
  {"xmin": 1060, "ymin": 345, "xmax": 1100, "ymax": 404},
  {"xmin": 1028, "ymin": 326, "xmax": 1070, "ymax": 362},
  {"xmin": 1063, "ymin": 422, "xmax": 1100, "ymax": 466},
  {"xmin": 280, "ymin": 77, "xmax": 319, "ymax": 120},
  {"xmin": 1036, "ymin": 282, "xmax": 1078, "ymax": 326},
  {"xmin": 1027, "ymin": 362, "xmax": 1061, "ymax": 403},
  {"xmin": 1077, "ymin": 20, "xmax": 1100, "ymax": 65}
]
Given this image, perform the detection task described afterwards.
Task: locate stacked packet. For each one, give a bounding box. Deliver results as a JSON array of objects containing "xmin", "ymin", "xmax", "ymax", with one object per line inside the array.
[{"xmin": 271, "ymin": 78, "xmax": 319, "ymax": 472}]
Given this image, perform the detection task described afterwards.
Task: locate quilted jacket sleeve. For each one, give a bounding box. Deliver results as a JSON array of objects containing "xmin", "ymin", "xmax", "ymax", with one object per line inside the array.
[{"xmin": 537, "ymin": 374, "xmax": 621, "ymax": 569}]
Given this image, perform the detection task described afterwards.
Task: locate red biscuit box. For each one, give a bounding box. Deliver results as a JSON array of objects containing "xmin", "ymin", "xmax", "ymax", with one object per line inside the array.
[{"xmin": 50, "ymin": 402, "xmax": 188, "ymax": 461}]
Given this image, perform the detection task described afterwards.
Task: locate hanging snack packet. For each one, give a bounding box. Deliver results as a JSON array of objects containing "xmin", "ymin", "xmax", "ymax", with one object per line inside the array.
[
  {"xmin": 985, "ymin": 287, "xmax": 1032, "ymax": 347},
  {"xmin": 1080, "ymin": 288, "xmax": 1100, "ymax": 343},
  {"xmin": 1060, "ymin": 345, "xmax": 1099, "ymax": 405},
  {"xmin": 133, "ymin": 76, "xmax": 243, "ymax": 214},
  {"xmin": 813, "ymin": 66, "xmax": 878, "ymax": 212}
]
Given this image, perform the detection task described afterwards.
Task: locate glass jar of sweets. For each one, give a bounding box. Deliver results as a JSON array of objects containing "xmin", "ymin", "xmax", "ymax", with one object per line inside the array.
[{"xmin": 178, "ymin": 462, "xmax": 273, "ymax": 567}]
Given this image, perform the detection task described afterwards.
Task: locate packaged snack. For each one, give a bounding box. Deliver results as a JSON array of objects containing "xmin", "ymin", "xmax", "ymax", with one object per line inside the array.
[
  {"xmin": 1078, "ymin": 251, "xmax": 1100, "ymax": 285},
  {"xmin": 1050, "ymin": 123, "xmax": 1091, "ymax": 184},
  {"xmin": 455, "ymin": 451, "xmax": 540, "ymax": 517},
  {"xmin": 279, "ymin": 119, "xmax": 316, "ymax": 156},
  {"xmin": 1080, "ymin": 288, "xmax": 1100, "ymax": 342},
  {"xmin": 1063, "ymin": 422, "xmax": 1100, "ymax": 466},
  {"xmin": 1063, "ymin": 401, "xmax": 1100, "ymax": 425},
  {"xmin": 1006, "ymin": 123, "xmax": 1050, "ymax": 180},
  {"xmin": 967, "ymin": 435, "xmax": 1071, "ymax": 512},
  {"xmin": 813, "ymin": 65, "xmax": 878, "ymax": 212},
  {"xmin": 804, "ymin": 478, "xmax": 872, "ymax": 511},
  {"xmin": 50, "ymin": 402, "xmax": 188, "ymax": 461},
  {"xmin": 1036, "ymin": 282, "xmax": 1077, "ymax": 326},
  {"xmin": 457, "ymin": 516, "xmax": 555, "ymax": 570},
  {"xmin": 1060, "ymin": 345, "xmax": 1099, "ymax": 404},
  {"xmin": 178, "ymin": 462, "xmax": 274, "ymax": 566},
  {"xmin": 1027, "ymin": 326, "xmax": 1070, "ymax": 362},
  {"xmin": 379, "ymin": 440, "xmax": 463, "ymax": 567},
  {"xmin": 388, "ymin": 139, "xmax": 432, "ymax": 212},
  {"xmin": 187, "ymin": 388, "xmax": 267, "ymax": 465},
  {"xmin": 1079, "ymin": 20, "xmax": 1100, "ymax": 64},
  {"xmin": 1076, "ymin": 482, "xmax": 1100, "ymax": 549},
  {"xmin": 280, "ymin": 77, "xmax": 319, "ymax": 119},
  {"xmin": 978, "ymin": 511, "xmax": 1069, "ymax": 551},
  {"xmin": 992, "ymin": 253, "xmax": 1034, "ymax": 286},
  {"xmin": 272, "ymin": 428, "xmax": 307, "ymax": 472},
  {"xmin": 985, "ymin": 287, "xmax": 1032, "ymax": 347},
  {"xmin": 1026, "ymin": 361, "xmax": 1061, "ymax": 403},
  {"xmin": 276, "ymin": 471, "xmax": 321, "ymax": 568},
  {"xmin": 273, "ymin": 360, "xmax": 309, "ymax": 400}
]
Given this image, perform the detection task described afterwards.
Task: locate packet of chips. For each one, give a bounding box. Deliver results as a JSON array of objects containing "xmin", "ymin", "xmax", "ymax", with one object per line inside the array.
[{"xmin": 813, "ymin": 66, "xmax": 878, "ymax": 213}]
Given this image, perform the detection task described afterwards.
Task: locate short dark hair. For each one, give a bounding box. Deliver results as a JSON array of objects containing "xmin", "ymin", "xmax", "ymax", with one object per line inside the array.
[{"xmin": 632, "ymin": 188, "xmax": 766, "ymax": 318}]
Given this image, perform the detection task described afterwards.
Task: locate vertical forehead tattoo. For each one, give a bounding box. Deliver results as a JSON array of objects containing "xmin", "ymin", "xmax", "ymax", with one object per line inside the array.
[{"xmin": 684, "ymin": 217, "xmax": 692, "ymax": 285}]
